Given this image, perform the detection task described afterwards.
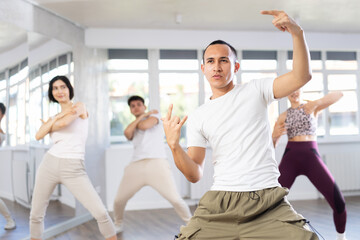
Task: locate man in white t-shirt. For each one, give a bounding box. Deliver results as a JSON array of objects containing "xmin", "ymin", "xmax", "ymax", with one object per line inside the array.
[
  {"xmin": 112, "ymin": 96, "xmax": 191, "ymax": 234},
  {"xmin": 162, "ymin": 11, "xmax": 319, "ymax": 239}
]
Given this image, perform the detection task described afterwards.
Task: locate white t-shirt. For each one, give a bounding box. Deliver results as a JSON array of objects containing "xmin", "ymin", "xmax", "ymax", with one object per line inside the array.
[
  {"xmin": 131, "ymin": 113, "xmax": 167, "ymax": 162},
  {"xmin": 48, "ymin": 117, "xmax": 88, "ymax": 160},
  {"xmin": 186, "ymin": 78, "xmax": 280, "ymax": 192}
]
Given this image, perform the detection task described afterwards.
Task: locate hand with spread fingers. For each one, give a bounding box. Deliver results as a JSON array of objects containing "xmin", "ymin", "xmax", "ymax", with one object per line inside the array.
[
  {"xmin": 161, "ymin": 104, "xmax": 188, "ymax": 149},
  {"xmin": 261, "ymin": 10, "xmax": 302, "ymax": 37}
]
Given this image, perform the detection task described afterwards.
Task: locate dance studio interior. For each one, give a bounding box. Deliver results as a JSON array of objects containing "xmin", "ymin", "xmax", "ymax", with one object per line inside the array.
[{"xmin": 0, "ymin": 0, "xmax": 359, "ymax": 239}]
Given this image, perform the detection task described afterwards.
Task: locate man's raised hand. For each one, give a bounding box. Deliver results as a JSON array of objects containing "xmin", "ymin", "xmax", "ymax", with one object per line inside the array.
[
  {"xmin": 261, "ymin": 10, "xmax": 302, "ymax": 36},
  {"xmin": 161, "ymin": 104, "xmax": 188, "ymax": 149}
]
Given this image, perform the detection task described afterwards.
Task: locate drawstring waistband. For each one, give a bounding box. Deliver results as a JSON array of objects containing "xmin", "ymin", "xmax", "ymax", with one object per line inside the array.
[{"xmin": 248, "ymin": 191, "xmax": 260, "ymax": 200}]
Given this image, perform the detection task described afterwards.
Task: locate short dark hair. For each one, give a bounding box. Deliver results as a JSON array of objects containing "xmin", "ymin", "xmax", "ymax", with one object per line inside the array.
[
  {"xmin": 0, "ymin": 102, "xmax": 5, "ymax": 115},
  {"xmin": 127, "ymin": 95, "xmax": 144, "ymax": 106},
  {"xmin": 203, "ymin": 40, "xmax": 237, "ymax": 62},
  {"xmin": 48, "ymin": 76, "xmax": 74, "ymax": 103}
]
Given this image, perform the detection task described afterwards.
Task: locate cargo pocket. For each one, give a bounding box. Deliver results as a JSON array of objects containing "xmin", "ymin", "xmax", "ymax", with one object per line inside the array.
[
  {"xmin": 178, "ymin": 225, "xmax": 201, "ymax": 239},
  {"xmin": 276, "ymin": 215, "xmax": 318, "ymax": 240}
]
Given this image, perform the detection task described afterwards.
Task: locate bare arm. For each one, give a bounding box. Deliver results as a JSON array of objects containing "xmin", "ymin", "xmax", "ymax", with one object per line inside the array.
[
  {"xmin": 162, "ymin": 104, "xmax": 206, "ymax": 183},
  {"xmin": 301, "ymin": 91, "xmax": 344, "ymax": 117},
  {"xmin": 35, "ymin": 107, "xmax": 76, "ymax": 141},
  {"xmin": 51, "ymin": 102, "xmax": 87, "ymax": 132},
  {"xmin": 261, "ymin": 10, "xmax": 312, "ymax": 99},
  {"xmin": 272, "ymin": 111, "xmax": 287, "ymax": 147},
  {"xmin": 124, "ymin": 110, "xmax": 158, "ymax": 140}
]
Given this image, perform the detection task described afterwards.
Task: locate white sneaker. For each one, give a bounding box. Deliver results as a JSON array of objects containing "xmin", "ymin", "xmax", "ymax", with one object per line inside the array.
[
  {"xmin": 4, "ymin": 218, "xmax": 16, "ymax": 230},
  {"xmin": 114, "ymin": 223, "xmax": 123, "ymax": 234},
  {"xmin": 336, "ymin": 232, "xmax": 347, "ymax": 240}
]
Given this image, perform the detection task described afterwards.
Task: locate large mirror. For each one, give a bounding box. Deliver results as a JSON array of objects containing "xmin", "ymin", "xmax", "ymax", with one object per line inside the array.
[{"xmin": 0, "ymin": 21, "xmax": 76, "ymax": 240}]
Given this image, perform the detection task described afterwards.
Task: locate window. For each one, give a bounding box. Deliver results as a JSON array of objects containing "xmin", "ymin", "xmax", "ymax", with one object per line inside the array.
[
  {"xmin": 286, "ymin": 51, "xmax": 359, "ymax": 137},
  {"xmin": 108, "ymin": 49, "xmax": 149, "ymax": 143},
  {"xmin": 28, "ymin": 53, "xmax": 73, "ymax": 144},
  {"xmin": 6, "ymin": 59, "xmax": 28, "ymax": 146},
  {"xmin": 240, "ymin": 51, "xmax": 279, "ymax": 128},
  {"xmin": 326, "ymin": 52, "xmax": 358, "ymax": 135},
  {"xmin": 107, "ymin": 48, "xmax": 360, "ymax": 145},
  {"xmin": 159, "ymin": 50, "xmax": 199, "ymax": 144},
  {"xmin": 287, "ymin": 51, "xmax": 326, "ymax": 135}
]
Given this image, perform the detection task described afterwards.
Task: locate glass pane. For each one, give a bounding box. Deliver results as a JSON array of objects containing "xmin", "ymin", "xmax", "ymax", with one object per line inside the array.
[
  {"xmin": 325, "ymin": 60, "xmax": 357, "ymax": 70},
  {"xmin": 158, "ymin": 59, "xmax": 199, "ymax": 70},
  {"xmin": 8, "ymin": 86, "xmax": 17, "ymax": 146},
  {"xmin": 57, "ymin": 64, "xmax": 69, "ymax": 75},
  {"xmin": 0, "ymin": 90, "xmax": 5, "ymax": 103},
  {"xmin": 42, "ymin": 72, "xmax": 51, "ymax": 83},
  {"xmin": 241, "ymin": 60, "xmax": 277, "ymax": 70},
  {"xmin": 17, "ymin": 82, "xmax": 26, "ymax": 144},
  {"xmin": 328, "ymin": 74, "xmax": 357, "ymax": 91},
  {"xmin": 107, "ymin": 59, "xmax": 148, "ymax": 70},
  {"xmin": 286, "ymin": 60, "xmax": 323, "ymax": 70},
  {"xmin": 241, "ymin": 73, "xmax": 277, "ymax": 84},
  {"xmin": 302, "ymin": 73, "xmax": 323, "ymax": 92},
  {"xmin": 329, "ymin": 91, "xmax": 358, "ymax": 135},
  {"xmin": 0, "ymin": 79, "xmax": 6, "ymax": 90},
  {"xmin": 29, "ymin": 88, "xmax": 42, "ymax": 142},
  {"xmin": 329, "ymin": 91, "xmax": 358, "ymax": 113},
  {"xmin": 108, "ymin": 73, "xmax": 149, "ymax": 140},
  {"xmin": 159, "ymin": 73, "xmax": 199, "ymax": 144},
  {"xmin": 30, "ymin": 76, "xmax": 41, "ymax": 90}
]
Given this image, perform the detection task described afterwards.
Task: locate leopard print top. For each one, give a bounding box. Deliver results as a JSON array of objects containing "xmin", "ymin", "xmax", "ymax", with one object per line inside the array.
[{"xmin": 285, "ymin": 104, "xmax": 317, "ymax": 139}]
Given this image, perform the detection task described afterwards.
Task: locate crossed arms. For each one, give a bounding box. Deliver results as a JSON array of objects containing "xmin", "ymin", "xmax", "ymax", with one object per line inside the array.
[{"xmin": 35, "ymin": 102, "xmax": 87, "ymax": 140}]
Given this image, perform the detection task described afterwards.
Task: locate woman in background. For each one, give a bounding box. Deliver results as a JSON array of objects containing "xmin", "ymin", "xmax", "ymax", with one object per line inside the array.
[
  {"xmin": 30, "ymin": 76, "xmax": 116, "ymax": 240},
  {"xmin": 272, "ymin": 89, "xmax": 347, "ymax": 240},
  {"xmin": 0, "ymin": 102, "xmax": 16, "ymax": 230}
]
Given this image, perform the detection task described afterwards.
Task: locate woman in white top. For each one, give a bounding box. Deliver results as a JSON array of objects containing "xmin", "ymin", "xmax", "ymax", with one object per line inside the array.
[
  {"xmin": 0, "ymin": 102, "xmax": 16, "ymax": 230},
  {"xmin": 30, "ymin": 76, "xmax": 116, "ymax": 240}
]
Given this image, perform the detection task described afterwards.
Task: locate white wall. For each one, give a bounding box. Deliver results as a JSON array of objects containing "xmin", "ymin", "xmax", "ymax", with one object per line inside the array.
[{"xmin": 85, "ymin": 28, "xmax": 360, "ymax": 51}]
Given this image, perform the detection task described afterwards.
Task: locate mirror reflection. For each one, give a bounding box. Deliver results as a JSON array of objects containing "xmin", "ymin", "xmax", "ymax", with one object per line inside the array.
[{"xmin": 0, "ymin": 23, "xmax": 76, "ymax": 240}]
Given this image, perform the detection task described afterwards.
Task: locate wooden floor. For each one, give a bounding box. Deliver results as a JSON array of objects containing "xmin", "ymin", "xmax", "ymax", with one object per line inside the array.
[
  {"xmin": 51, "ymin": 196, "xmax": 359, "ymax": 240},
  {"xmin": 0, "ymin": 198, "xmax": 74, "ymax": 240},
  {"xmin": 1, "ymin": 196, "xmax": 359, "ymax": 240}
]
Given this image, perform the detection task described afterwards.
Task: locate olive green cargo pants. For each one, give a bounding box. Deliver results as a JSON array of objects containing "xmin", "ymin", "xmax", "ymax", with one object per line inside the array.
[{"xmin": 176, "ymin": 187, "xmax": 318, "ymax": 240}]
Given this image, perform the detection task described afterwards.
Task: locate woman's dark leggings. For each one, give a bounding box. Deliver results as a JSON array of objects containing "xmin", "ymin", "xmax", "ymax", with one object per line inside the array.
[{"xmin": 278, "ymin": 141, "xmax": 347, "ymax": 233}]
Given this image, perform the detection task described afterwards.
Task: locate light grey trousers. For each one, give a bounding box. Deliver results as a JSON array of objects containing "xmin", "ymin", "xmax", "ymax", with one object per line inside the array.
[
  {"xmin": 0, "ymin": 198, "xmax": 12, "ymax": 220},
  {"xmin": 113, "ymin": 158, "xmax": 192, "ymax": 226},
  {"xmin": 30, "ymin": 153, "xmax": 115, "ymax": 239}
]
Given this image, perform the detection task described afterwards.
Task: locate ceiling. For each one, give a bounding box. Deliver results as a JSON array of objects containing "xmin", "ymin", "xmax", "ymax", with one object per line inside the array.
[
  {"xmin": 28, "ymin": 0, "xmax": 360, "ymax": 33},
  {"xmin": 0, "ymin": 22, "xmax": 27, "ymax": 54}
]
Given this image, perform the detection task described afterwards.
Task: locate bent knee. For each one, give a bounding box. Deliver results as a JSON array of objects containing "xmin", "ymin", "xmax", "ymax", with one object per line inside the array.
[
  {"xmin": 333, "ymin": 183, "xmax": 346, "ymax": 213},
  {"xmin": 93, "ymin": 209, "xmax": 111, "ymax": 222}
]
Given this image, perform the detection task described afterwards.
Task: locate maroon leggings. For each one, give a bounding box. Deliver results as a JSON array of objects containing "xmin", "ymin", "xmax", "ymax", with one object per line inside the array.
[{"xmin": 278, "ymin": 141, "xmax": 347, "ymax": 233}]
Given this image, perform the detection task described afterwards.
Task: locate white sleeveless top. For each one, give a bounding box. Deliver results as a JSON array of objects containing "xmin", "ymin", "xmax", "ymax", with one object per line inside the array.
[{"xmin": 48, "ymin": 117, "xmax": 88, "ymax": 160}]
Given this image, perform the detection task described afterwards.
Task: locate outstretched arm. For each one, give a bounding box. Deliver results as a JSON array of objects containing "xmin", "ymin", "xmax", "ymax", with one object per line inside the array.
[
  {"xmin": 302, "ymin": 91, "xmax": 344, "ymax": 117},
  {"xmin": 261, "ymin": 10, "xmax": 312, "ymax": 99},
  {"xmin": 162, "ymin": 104, "xmax": 206, "ymax": 183},
  {"xmin": 272, "ymin": 111, "xmax": 287, "ymax": 147}
]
